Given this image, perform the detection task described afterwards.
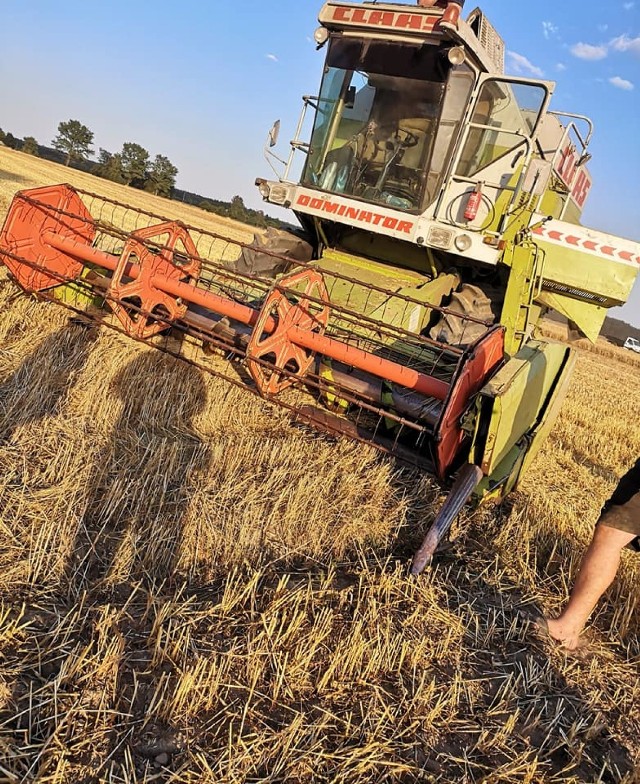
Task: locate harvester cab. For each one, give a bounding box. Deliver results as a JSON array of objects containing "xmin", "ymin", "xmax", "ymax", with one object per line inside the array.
[
  {"xmin": 258, "ymin": 1, "xmax": 637, "ymax": 351},
  {"xmin": 1, "ymin": 1, "xmax": 639, "ymax": 572}
]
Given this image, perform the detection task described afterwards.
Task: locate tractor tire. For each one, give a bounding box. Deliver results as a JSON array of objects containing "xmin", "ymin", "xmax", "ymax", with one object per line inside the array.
[{"xmin": 428, "ymin": 284, "xmax": 494, "ymax": 347}]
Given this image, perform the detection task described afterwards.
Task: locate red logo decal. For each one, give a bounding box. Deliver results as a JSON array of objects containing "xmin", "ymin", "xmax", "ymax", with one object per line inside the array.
[
  {"xmin": 329, "ymin": 6, "xmax": 438, "ymax": 33},
  {"xmin": 295, "ymin": 194, "xmax": 414, "ymax": 234}
]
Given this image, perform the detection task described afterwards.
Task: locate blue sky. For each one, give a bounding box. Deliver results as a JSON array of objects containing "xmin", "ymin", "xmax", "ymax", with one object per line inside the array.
[{"xmin": 1, "ymin": 0, "xmax": 639, "ymax": 326}]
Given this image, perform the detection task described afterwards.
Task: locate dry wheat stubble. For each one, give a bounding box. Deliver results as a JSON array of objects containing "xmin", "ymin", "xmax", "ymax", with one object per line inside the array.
[{"xmin": 0, "ymin": 147, "xmax": 639, "ymax": 782}]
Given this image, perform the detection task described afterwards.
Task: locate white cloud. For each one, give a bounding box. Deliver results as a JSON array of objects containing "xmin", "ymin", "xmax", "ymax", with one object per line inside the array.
[
  {"xmin": 568, "ymin": 34, "xmax": 640, "ymax": 61},
  {"xmin": 506, "ymin": 50, "xmax": 544, "ymax": 78},
  {"xmin": 609, "ymin": 75, "xmax": 634, "ymax": 89},
  {"xmin": 570, "ymin": 42, "xmax": 608, "ymax": 60},
  {"xmin": 266, "ymin": 53, "xmax": 279, "ymax": 62},
  {"xmin": 598, "ymin": 23, "xmax": 609, "ymax": 32},
  {"xmin": 556, "ymin": 62, "xmax": 567, "ymax": 71},
  {"xmin": 611, "ymin": 34, "xmax": 640, "ymax": 55},
  {"xmin": 623, "ymin": 2, "xmax": 635, "ymax": 10},
  {"xmin": 542, "ymin": 21, "xmax": 558, "ymax": 39}
]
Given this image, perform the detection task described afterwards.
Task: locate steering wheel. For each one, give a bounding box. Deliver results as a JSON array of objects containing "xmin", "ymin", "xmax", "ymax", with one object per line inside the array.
[{"xmin": 392, "ymin": 128, "xmax": 420, "ymax": 149}]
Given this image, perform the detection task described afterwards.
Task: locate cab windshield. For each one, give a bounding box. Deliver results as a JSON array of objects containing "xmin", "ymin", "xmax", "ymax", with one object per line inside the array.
[{"xmin": 302, "ymin": 37, "xmax": 474, "ymax": 212}]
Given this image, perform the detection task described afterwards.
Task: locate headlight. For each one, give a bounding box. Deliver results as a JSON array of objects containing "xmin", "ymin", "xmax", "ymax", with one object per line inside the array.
[
  {"xmin": 447, "ymin": 46, "xmax": 466, "ymax": 66},
  {"xmin": 257, "ymin": 180, "xmax": 271, "ymax": 200},
  {"xmin": 269, "ymin": 185, "xmax": 289, "ymax": 205},
  {"xmin": 427, "ymin": 226, "xmax": 454, "ymax": 249},
  {"xmin": 454, "ymin": 233, "xmax": 473, "ymax": 252},
  {"xmin": 314, "ymin": 27, "xmax": 329, "ymax": 46}
]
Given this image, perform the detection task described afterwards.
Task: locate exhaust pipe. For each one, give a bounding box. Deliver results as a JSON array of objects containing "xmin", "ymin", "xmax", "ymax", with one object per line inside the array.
[{"xmin": 416, "ymin": 1, "xmax": 465, "ymax": 29}]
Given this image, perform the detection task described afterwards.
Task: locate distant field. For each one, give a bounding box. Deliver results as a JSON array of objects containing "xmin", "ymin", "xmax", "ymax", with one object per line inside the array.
[
  {"xmin": 540, "ymin": 317, "xmax": 640, "ymax": 371},
  {"xmin": 0, "ymin": 147, "xmax": 639, "ymax": 783},
  {"xmin": 0, "ymin": 147, "xmax": 255, "ymax": 243}
]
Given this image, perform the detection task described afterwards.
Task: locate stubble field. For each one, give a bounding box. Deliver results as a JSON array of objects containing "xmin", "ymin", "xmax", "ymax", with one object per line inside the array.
[{"xmin": 0, "ymin": 147, "xmax": 639, "ymax": 783}]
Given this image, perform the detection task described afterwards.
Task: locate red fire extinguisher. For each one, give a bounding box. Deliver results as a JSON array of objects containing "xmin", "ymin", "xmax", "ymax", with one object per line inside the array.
[{"xmin": 464, "ymin": 181, "xmax": 483, "ymax": 222}]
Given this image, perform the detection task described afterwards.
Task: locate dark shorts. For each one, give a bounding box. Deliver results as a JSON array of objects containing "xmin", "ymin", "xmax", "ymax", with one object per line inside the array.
[{"xmin": 597, "ymin": 492, "xmax": 640, "ymax": 551}]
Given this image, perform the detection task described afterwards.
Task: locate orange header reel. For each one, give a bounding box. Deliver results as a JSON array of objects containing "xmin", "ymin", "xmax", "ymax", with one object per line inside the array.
[{"xmin": 0, "ymin": 184, "xmax": 504, "ymax": 481}]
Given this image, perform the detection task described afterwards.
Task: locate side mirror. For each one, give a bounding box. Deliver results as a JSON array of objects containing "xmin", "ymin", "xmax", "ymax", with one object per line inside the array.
[{"xmin": 268, "ymin": 120, "xmax": 281, "ymax": 148}]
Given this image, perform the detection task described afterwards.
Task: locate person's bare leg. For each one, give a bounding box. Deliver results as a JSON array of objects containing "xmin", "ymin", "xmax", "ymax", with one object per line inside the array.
[{"xmin": 544, "ymin": 524, "xmax": 635, "ymax": 650}]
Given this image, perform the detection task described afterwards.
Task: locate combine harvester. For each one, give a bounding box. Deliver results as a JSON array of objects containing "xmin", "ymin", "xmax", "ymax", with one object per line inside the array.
[{"xmin": 1, "ymin": 1, "xmax": 638, "ymax": 572}]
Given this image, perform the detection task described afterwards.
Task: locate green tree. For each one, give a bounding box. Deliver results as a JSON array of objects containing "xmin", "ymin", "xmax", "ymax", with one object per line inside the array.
[
  {"xmin": 228, "ymin": 195, "xmax": 247, "ymax": 222},
  {"xmin": 146, "ymin": 154, "xmax": 178, "ymax": 197},
  {"xmin": 22, "ymin": 136, "xmax": 39, "ymax": 156},
  {"xmin": 253, "ymin": 210, "xmax": 268, "ymax": 229},
  {"xmin": 120, "ymin": 142, "xmax": 149, "ymax": 186},
  {"xmin": 52, "ymin": 119, "xmax": 94, "ymax": 165},
  {"xmin": 96, "ymin": 148, "xmax": 125, "ymax": 183},
  {"xmin": 2, "ymin": 131, "xmax": 20, "ymax": 150}
]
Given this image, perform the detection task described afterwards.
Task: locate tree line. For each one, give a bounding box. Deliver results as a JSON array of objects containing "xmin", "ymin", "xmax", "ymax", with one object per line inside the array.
[
  {"xmin": 0, "ymin": 129, "xmax": 38, "ymax": 154},
  {"xmin": 0, "ymin": 120, "xmax": 291, "ymax": 230},
  {"xmin": 56, "ymin": 120, "xmax": 178, "ymax": 197},
  {"xmin": 0, "ymin": 120, "xmax": 177, "ymax": 196}
]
